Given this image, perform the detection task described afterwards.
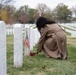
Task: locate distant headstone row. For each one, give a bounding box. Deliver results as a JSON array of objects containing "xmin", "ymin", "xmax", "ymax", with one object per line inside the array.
[{"xmin": 59, "ymin": 23, "xmax": 76, "ymax": 38}]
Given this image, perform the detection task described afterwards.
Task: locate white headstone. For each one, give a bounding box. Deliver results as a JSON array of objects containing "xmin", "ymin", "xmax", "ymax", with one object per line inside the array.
[
  {"xmin": 33, "ymin": 28, "xmax": 38, "ymax": 44},
  {"xmin": 29, "ymin": 27, "xmax": 34, "ymax": 50},
  {"xmin": 71, "ymin": 31, "xmax": 76, "ymax": 38},
  {"xmin": 14, "ymin": 24, "xmax": 23, "ymax": 67},
  {"xmin": 7, "ymin": 29, "xmax": 10, "ymax": 35},
  {"xmin": 24, "ymin": 46, "xmax": 30, "ymax": 56},
  {"xmin": 0, "ymin": 21, "xmax": 7, "ymax": 75}
]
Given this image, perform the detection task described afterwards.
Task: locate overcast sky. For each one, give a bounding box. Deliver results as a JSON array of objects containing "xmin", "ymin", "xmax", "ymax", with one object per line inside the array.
[{"xmin": 14, "ymin": 0, "xmax": 76, "ymax": 10}]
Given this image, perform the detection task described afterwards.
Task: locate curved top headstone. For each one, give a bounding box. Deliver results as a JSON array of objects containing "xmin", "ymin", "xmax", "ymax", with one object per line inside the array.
[{"xmin": 0, "ymin": 21, "xmax": 6, "ymax": 75}]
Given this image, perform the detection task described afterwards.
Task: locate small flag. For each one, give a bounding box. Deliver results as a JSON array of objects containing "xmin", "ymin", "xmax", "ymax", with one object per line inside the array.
[{"xmin": 24, "ymin": 31, "xmax": 30, "ymax": 49}]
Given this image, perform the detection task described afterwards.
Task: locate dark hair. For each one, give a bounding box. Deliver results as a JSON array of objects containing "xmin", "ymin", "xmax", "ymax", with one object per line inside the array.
[{"xmin": 36, "ymin": 17, "xmax": 56, "ymax": 31}]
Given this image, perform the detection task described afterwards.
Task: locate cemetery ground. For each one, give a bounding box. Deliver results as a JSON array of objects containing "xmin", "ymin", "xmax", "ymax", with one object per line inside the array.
[{"xmin": 7, "ymin": 32, "xmax": 76, "ymax": 75}]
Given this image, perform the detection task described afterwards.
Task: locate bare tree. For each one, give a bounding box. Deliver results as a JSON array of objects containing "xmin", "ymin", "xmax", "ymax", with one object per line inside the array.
[
  {"xmin": 0, "ymin": 0, "xmax": 14, "ymax": 5},
  {"xmin": 36, "ymin": 3, "xmax": 49, "ymax": 16},
  {"xmin": 0, "ymin": 0, "xmax": 14, "ymax": 9}
]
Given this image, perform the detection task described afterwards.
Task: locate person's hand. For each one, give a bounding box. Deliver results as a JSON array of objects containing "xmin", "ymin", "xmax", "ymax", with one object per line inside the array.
[{"xmin": 30, "ymin": 52, "xmax": 36, "ymax": 56}]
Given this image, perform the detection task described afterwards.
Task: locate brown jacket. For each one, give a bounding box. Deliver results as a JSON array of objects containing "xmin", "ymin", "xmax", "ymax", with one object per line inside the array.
[{"xmin": 37, "ymin": 24, "xmax": 68, "ymax": 59}]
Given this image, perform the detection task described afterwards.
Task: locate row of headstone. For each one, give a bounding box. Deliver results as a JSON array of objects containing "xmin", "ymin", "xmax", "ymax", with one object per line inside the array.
[
  {"xmin": 6, "ymin": 25, "xmax": 14, "ymax": 35},
  {"xmin": 0, "ymin": 21, "xmax": 40, "ymax": 75},
  {"xmin": 65, "ymin": 29, "xmax": 76, "ymax": 37},
  {"xmin": 14, "ymin": 23, "xmax": 40, "ymax": 67},
  {"xmin": 59, "ymin": 23, "xmax": 76, "ymax": 38},
  {"xmin": 24, "ymin": 24, "xmax": 40, "ymax": 56},
  {"xmin": 14, "ymin": 24, "xmax": 40, "ymax": 67},
  {"xmin": 6, "ymin": 23, "xmax": 40, "ymax": 54},
  {"xmin": 60, "ymin": 24, "xmax": 76, "ymax": 31}
]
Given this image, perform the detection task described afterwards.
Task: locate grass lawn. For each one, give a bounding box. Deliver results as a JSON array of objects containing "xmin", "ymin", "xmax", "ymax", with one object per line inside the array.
[{"xmin": 7, "ymin": 34, "xmax": 76, "ymax": 75}]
